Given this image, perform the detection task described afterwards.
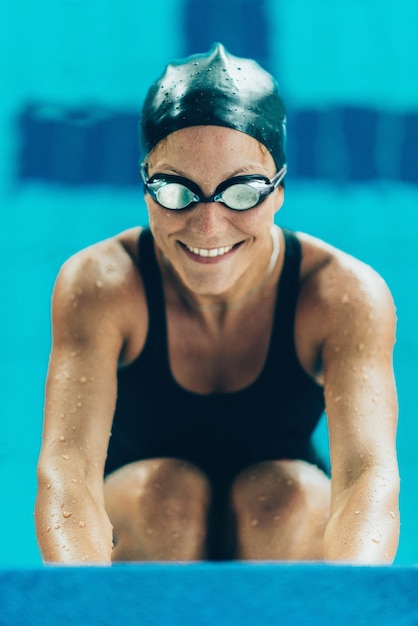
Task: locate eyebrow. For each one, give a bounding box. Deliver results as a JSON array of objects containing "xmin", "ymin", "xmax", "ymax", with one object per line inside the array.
[{"xmin": 150, "ymin": 164, "xmax": 271, "ymax": 180}]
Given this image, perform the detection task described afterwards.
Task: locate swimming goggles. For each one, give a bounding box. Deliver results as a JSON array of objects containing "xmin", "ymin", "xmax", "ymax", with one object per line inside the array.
[{"xmin": 140, "ymin": 165, "xmax": 287, "ymax": 211}]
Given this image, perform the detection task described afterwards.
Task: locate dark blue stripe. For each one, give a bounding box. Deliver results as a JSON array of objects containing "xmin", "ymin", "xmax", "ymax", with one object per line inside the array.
[
  {"xmin": 17, "ymin": 103, "xmax": 140, "ymax": 187},
  {"xmin": 16, "ymin": 103, "xmax": 418, "ymax": 187},
  {"xmin": 182, "ymin": 0, "xmax": 272, "ymax": 72}
]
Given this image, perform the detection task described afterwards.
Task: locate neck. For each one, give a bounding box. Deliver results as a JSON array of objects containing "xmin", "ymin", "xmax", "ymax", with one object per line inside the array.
[{"xmin": 164, "ymin": 226, "xmax": 281, "ymax": 313}]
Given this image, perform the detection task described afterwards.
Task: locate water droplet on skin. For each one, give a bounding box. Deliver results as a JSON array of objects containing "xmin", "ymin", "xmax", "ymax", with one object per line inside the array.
[
  {"xmin": 79, "ymin": 377, "xmax": 87, "ymax": 383},
  {"xmin": 389, "ymin": 511, "xmax": 396, "ymax": 519},
  {"xmin": 250, "ymin": 519, "xmax": 259, "ymax": 527},
  {"xmin": 354, "ymin": 510, "xmax": 360, "ymax": 515},
  {"xmin": 335, "ymin": 396, "xmax": 342, "ymax": 403},
  {"xmin": 341, "ymin": 293, "xmax": 350, "ymax": 304},
  {"xmin": 371, "ymin": 537, "xmax": 381, "ymax": 544},
  {"xmin": 70, "ymin": 478, "xmax": 77, "ymax": 483},
  {"xmin": 54, "ymin": 524, "xmax": 61, "ymax": 530},
  {"xmin": 59, "ymin": 436, "xmax": 65, "ymax": 442},
  {"xmin": 358, "ymin": 342, "xmax": 365, "ymax": 351},
  {"xmin": 77, "ymin": 402, "xmax": 82, "ymax": 408},
  {"xmin": 62, "ymin": 454, "xmax": 69, "ymax": 460},
  {"xmin": 78, "ymin": 521, "xmax": 85, "ymax": 528},
  {"xmin": 63, "ymin": 511, "xmax": 72, "ymax": 519},
  {"xmin": 46, "ymin": 526, "xmax": 51, "ymax": 532}
]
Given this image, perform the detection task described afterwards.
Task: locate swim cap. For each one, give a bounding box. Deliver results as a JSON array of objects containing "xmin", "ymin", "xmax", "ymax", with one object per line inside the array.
[{"xmin": 140, "ymin": 43, "xmax": 286, "ymax": 169}]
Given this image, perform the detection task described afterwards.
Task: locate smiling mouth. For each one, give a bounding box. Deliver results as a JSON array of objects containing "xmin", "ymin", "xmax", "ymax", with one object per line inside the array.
[{"xmin": 182, "ymin": 242, "xmax": 236, "ymax": 258}]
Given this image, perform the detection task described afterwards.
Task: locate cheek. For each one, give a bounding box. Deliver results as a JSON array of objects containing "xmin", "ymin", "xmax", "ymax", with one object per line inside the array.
[
  {"xmin": 234, "ymin": 198, "xmax": 278, "ymax": 230},
  {"xmin": 147, "ymin": 198, "xmax": 172, "ymax": 226},
  {"xmin": 146, "ymin": 199, "xmax": 187, "ymax": 244}
]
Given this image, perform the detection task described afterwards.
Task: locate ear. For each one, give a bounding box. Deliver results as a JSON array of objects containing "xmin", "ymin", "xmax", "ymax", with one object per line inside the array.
[{"xmin": 273, "ymin": 186, "xmax": 285, "ymax": 215}]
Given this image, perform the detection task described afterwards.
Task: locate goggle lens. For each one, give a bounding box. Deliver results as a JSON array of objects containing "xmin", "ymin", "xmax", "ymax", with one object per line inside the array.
[
  {"xmin": 156, "ymin": 183, "xmax": 199, "ymax": 210},
  {"xmin": 217, "ymin": 183, "xmax": 260, "ymax": 210}
]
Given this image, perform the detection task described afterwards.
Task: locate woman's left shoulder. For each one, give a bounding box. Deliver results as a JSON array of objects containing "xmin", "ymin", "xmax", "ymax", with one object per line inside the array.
[{"xmin": 295, "ymin": 230, "xmax": 396, "ymax": 318}]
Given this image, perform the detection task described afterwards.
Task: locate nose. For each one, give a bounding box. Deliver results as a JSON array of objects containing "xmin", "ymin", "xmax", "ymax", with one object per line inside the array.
[{"xmin": 188, "ymin": 201, "xmax": 229, "ymax": 237}]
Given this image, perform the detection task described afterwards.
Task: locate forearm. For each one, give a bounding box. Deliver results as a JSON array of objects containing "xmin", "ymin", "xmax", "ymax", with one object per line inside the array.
[
  {"xmin": 324, "ymin": 467, "xmax": 400, "ymax": 564},
  {"xmin": 36, "ymin": 465, "xmax": 113, "ymax": 564}
]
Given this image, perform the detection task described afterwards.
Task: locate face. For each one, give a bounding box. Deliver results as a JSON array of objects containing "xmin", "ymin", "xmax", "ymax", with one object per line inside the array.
[{"xmin": 145, "ymin": 125, "xmax": 284, "ymax": 299}]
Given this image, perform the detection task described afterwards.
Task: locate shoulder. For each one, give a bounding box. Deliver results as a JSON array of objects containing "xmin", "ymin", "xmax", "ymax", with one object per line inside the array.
[
  {"xmin": 297, "ymin": 231, "xmax": 395, "ymax": 316},
  {"xmin": 294, "ymin": 232, "xmax": 396, "ymax": 376},
  {"xmin": 54, "ymin": 227, "xmax": 143, "ymax": 300},
  {"xmin": 51, "ymin": 227, "xmax": 147, "ymax": 348}
]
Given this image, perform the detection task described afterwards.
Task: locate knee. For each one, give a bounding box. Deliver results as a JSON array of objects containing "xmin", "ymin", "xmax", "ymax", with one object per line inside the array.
[
  {"xmin": 105, "ymin": 458, "xmax": 212, "ymax": 528},
  {"xmin": 231, "ymin": 460, "xmax": 329, "ymax": 528},
  {"xmin": 137, "ymin": 458, "xmax": 212, "ymax": 521},
  {"xmin": 105, "ymin": 459, "xmax": 212, "ymax": 560}
]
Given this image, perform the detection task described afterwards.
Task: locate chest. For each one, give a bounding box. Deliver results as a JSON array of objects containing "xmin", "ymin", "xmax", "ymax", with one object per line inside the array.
[{"xmin": 166, "ymin": 296, "xmax": 277, "ymax": 394}]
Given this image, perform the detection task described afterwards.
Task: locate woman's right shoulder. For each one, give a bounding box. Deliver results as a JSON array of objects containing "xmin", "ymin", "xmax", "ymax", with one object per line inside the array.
[{"xmin": 53, "ymin": 227, "xmax": 146, "ymax": 310}]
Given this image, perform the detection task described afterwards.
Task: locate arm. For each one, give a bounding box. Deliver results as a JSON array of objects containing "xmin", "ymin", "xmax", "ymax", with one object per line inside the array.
[
  {"xmin": 35, "ymin": 241, "xmax": 134, "ymax": 564},
  {"xmin": 320, "ymin": 260, "xmax": 399, "ymax": 563}
]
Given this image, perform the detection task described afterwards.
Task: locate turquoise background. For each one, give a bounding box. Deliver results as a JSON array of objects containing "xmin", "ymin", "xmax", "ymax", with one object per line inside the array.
[{"xmin": 1, "ymin": 0, "xmax": 417, "ymax": 566}]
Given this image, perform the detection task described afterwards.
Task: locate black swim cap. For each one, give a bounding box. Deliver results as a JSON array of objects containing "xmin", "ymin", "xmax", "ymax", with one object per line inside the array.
[{"xmin": 140, "ymin": 43, "xmax": 286, "ymax": 169}]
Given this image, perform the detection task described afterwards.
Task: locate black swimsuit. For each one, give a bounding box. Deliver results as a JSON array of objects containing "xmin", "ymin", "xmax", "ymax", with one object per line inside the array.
[{"xmin": 105, "ymin": 228, "xmax": 326, "ymax": 484}]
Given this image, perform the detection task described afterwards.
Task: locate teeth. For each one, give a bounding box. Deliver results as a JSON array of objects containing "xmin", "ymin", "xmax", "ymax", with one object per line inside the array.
[{"xmin": 186, "ymin": 244, "xmax": 233, "ymax": 258}]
